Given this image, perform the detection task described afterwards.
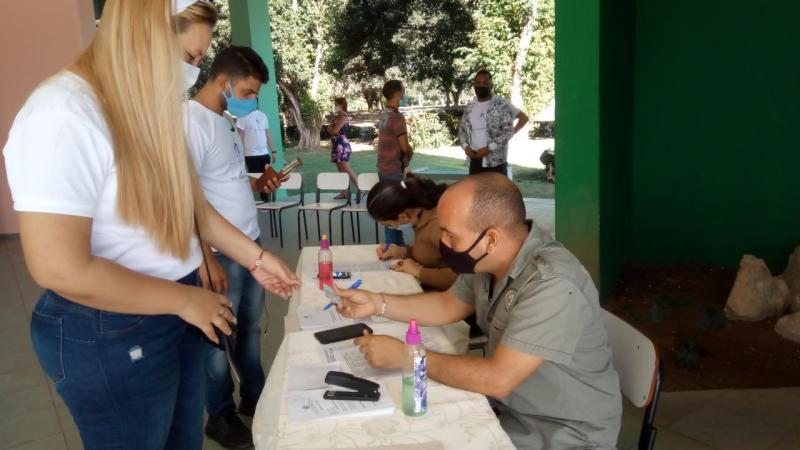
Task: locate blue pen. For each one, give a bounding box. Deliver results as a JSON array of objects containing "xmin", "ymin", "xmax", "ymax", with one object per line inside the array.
[
  {"xmin": 383, "ymin": 242, "xmax": 390, "ymax": 252},
  {"xmin": 323, "ymin": 279, "xmax": 362, "ymax": 311}
]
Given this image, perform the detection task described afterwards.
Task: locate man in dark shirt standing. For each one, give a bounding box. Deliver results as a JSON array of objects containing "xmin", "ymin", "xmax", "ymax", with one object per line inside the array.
[{"xmin": 376, "ymin": 80, "xmax": 414, "ymax": 245}]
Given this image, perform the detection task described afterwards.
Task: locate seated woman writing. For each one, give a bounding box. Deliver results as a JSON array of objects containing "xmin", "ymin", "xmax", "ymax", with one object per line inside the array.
[{"xmin": 367, "ymin": 175, "xmax": 457, "ymax": 290}]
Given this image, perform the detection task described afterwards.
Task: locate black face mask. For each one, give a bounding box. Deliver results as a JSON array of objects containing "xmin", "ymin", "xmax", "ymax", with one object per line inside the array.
[
  {"xmin": 474, "ymin": 86, "xmax": 491, "ymax": 100},
  {"xmin": 439, "ymin": 229, "xmax": 489, "ymax": 274}
]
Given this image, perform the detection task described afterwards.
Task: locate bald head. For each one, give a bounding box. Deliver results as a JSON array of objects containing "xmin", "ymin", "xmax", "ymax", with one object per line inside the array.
[{"xmin": 440, "ymin": 173, "xmax": 527, "ymax": 237}]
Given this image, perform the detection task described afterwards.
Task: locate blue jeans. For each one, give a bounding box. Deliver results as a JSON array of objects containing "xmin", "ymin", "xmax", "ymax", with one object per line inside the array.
[
  {"xmin": 30, "ymin": 271, "xmax": 206, "ymax": 450},
  {"xmin": 378, "ymin": 173, "xmax": 407, "ymax": 246},
  {"xmin": 206, "ymin": 239, "xmax": 266, "ymax": 416}
]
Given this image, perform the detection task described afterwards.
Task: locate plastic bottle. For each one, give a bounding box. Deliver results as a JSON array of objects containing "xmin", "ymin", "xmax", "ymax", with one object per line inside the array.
[
  {"xmin": 318, "ymin": 234, "xmax": 333, "ymax": 290},
  {"xmin": 402, "ymin": 319, "xmax": 427, "ymax": 417}
]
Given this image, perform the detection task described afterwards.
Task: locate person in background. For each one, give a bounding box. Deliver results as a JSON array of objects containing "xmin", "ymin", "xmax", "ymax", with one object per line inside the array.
[
  {"xmin": 368, "ymin": 175, "xmax": 457, "ymax": 291},
  {"xmin": 459, "ymin": 70, "xmax": 529, "ymax": 176},
  {"xmin": 377, "ymin": 79, "xmax": 414, "ymax": 245},
  {"xmin": 186, "ymin": 45, "xmax": 280, "ymax": 449},
  {"xmin": 238, "ymin": 107, "xmax": 275, "ymax": 202},
  {"xmin": 327, "ymin": 97, "xmax": 358, "ymax": 199},
  {"xmin": 2, "ymin": 1, "xmax": 298, "ymax": 449},
  {"xmin": 335, "ymin": 173, "xmax": 622, "ymax": 450}
]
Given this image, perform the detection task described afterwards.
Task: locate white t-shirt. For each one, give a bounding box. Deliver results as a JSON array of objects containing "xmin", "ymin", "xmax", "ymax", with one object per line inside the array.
[
  {"xmin": 236, "ymin": 110, "xmax": 269, "ymax": 157},
  {"xmin": 468, "ymin": 97, "xmax": 521, "ymax": 150},
  {"xmin": 3, "ymin": 71, "xmax": 202, "ymax": 280},
  {"xmin": 184, "ymin": 100, "xmax": 260, "ymax": 241}
]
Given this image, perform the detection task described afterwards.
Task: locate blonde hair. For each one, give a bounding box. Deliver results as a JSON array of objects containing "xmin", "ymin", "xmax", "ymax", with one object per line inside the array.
[
  {"xmin": 71, "ymin": 0, "xmax": 217, "ymax": 259},
  {"xmin": 176, "ymin": 1, "xmax": 219, "ymax": 32}
]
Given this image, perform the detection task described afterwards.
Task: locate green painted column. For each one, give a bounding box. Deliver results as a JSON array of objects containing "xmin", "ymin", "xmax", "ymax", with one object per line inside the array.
[
  {"xmin": 228, "ymin": 0, "xmax": 284, "ymax": 171},
  {"xmin": 554, "ymin": 0, "xmax": 602, "ymax": 285}
]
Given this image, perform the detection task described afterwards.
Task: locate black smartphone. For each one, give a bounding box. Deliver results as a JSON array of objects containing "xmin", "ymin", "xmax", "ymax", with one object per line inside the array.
[
  {"xmin": 315, "ymin": 271, "xmax": 352, "ymax": 279},
  {"xmin": 314, "ymin": 323, "xmax": 373, "ymax": 345}
]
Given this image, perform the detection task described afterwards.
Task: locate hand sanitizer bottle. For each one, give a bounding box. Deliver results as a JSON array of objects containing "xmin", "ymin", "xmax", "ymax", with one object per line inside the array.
[{"xmin": 402, "ymin": 319, "xmax": 427, "ymax": 416}]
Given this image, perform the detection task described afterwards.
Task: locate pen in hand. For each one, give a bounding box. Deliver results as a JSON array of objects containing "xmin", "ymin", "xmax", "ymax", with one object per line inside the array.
[{"xmin": 322, "ymin": 279, "xmax": 362, "ymax": 311}]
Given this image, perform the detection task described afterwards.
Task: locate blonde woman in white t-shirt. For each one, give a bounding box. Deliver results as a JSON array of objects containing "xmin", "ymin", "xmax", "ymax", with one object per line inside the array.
[{"xmin": 2, "ymin": 1, "xmax": 298, "ymax": 448}]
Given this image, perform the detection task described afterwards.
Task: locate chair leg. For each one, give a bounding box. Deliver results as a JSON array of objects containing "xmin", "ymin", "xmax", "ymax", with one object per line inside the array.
[
  {"xmin": 271, "ymin": 211, "xmax": 278, "ymax": 237},
  {"xmin": 316, "ymin": 211, "xmax": 322, "ymax": 241},
  {"xmin": 356, "ymin": 212, "xmax": 362, "ymax": 243},
  {"xmin": 637, "ymin": 364, "xmax": 662, "ymax": 450},
  {"xmin": 268, "ymin": 210, "xmax": 275, "ymax": 237},
  {"xmin": 303, "ymin": 211, "xmax": 309, "ymax": 240},
  {"xmin": 327, "ymin": 210, "xmax": 334, "ymax": 245},
  {"xmin": 296, "ymin": 210, "xmax": 302, "ymax": 250},
  {"xmin": 339, "ymin": 211, "xmax": 345, "ymax": 246},
  {"xmin": 278, "ymin": 210, "xmax": 285, "ymax": 248},
  {"xmin": 374, "ymin": 221, "xmax": 379, "ymax": 244},
  {"xmin": 349, "ymin": 212, "xmax": 356, "ymax": 242}
]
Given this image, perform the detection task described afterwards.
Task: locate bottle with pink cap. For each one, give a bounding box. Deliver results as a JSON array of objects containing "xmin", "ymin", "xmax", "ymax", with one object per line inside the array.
[
  {"xmin": 318, "ymin": 234, "xmax": 333, "ymax": 290},
  {"xmin": 402, "ymin": 319, "xmax": 427, "ymax": 416}
]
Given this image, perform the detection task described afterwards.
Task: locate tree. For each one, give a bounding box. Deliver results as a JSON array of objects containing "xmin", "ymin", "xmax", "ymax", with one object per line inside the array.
[{"xmin": 270, "ymin": 0, "xmax": 338, "ymax": 148}]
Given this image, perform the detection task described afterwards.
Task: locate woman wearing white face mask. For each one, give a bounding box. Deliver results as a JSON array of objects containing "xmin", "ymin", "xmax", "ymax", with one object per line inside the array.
[{"xmin": 2, "ymin": 1, "xmax": 298, "ymax": 449}]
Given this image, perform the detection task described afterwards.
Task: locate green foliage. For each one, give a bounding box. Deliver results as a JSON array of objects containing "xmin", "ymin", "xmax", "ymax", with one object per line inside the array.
[{"xmin": 406, "ymin": 112, "xmax": 454, "ymax": 150}]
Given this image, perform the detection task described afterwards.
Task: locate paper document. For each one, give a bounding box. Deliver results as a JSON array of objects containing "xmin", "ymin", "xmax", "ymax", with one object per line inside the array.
[
  {"xmin": 301, "ymin": 260, "xmax": 399, "ymax": 285},
  {"xmin": 285, "ymin": 381, "xmax": 395, "ymax": 424},
  {"xmin": 295, "ymin": 306, "xmax": 354, "ymax": 330},
  {"xmin": 286, "ymin": 362, "xmax": 341, "ymax": 391},
  {"xmin": 319, "ymin": 334, "xmax": 449, "ymax": 380}
]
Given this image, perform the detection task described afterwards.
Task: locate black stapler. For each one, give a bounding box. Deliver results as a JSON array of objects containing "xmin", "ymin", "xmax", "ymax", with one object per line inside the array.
[{"xmin": 323, "ymin": 371, "xmax": 381, "ymax": 402}]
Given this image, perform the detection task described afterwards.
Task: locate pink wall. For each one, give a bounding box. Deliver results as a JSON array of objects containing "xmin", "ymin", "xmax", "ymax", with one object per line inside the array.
[{"xmin": 0, "ymin": 0, "xmax": 95, "ymax": 234}]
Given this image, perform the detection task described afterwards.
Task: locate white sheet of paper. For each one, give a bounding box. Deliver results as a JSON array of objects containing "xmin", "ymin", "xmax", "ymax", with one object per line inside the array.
[
  {"xmin": 295, "ymin": 306, "xmax": 354, "ymax": 330},
  {"xmin": 286, "ymin": 362, "xmax": 341, "ymax": 391},
  {"xmin": 285, "ymin": 381, "xmax": 395, "ymax": 424}
]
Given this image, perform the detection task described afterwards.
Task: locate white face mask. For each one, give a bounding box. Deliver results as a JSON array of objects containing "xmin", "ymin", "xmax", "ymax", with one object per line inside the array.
[
  {"xmin": 181, "ymin": 60, "xmax": 201, "ymax": 92},
  {"xmin": 334, "ymin": 106, "xmax": 342, "ymax": 114}
]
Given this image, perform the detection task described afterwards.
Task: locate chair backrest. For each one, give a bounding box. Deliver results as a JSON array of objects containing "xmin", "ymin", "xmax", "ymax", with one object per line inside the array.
[
  {"xmin": 604, "ymin": 309, "xmax": 659, "ymax": 408},
  {"xmin": 357, "ymin": 173, "xmax": 380, "ymax": 192},
  {"xmin": 317, "ymin": 172, "xmax": 350, "ymax": 191},
  {"xmin": 281, "ymin": 172, "xmax": 302, "ymax": 190}
]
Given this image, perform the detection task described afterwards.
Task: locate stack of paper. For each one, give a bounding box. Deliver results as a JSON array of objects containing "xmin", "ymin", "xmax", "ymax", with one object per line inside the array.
[
  {"xmin": 295, "ymin": 306, "xmax": 355, "ymax": 330},
  {"xmin": 284, "ymin": 363, "xmax": 396, "ymax": 424}
]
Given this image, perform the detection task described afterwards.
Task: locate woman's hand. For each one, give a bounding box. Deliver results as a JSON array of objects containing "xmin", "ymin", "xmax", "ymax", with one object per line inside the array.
[
  {"xmin": 176, "ymin": 287, "xmax": 236, "ymax": 344},
  {"xmin": 376, "ymin": 243, "xmax": 407, "ymax": 260},
  {"xmin": 249, "ymin": 251, "xmax": 300, "ymax": 299},
  {"xmin": 199, "ymin": 253, "xmax": 228, "ymax": 294},
  {"xmin": 392, "ymin": 258, "xmax": 422, "ymax": 278}
]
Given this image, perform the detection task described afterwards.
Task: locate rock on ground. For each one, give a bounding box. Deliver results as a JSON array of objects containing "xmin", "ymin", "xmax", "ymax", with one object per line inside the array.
[{"xmin": 725, "ymin": 255, "xmax": 789, "ymax": 321}]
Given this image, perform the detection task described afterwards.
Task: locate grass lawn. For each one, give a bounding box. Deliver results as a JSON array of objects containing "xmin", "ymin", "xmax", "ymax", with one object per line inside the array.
[{"xmin": 281, "ymin": 147, "xmax": 554, "ymax": 199}]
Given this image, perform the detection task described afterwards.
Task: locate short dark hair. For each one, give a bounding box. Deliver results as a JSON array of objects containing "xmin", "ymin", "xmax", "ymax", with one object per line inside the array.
[
  {"xmin": 367, "ymin": 174, "xmax": 447, "ymax": 221},
  {"xmin": 209, "ymin": 46, "xmax": 269, "ymax": 84},
  {"xmin": 334, "ymin": 97, "xmax": 348, "ymax": 110},
  {"xmin": 466, "ymin": 173, "xmax": 526, "ymax": 234},
  {"xmin": 382, "ymin": 80, "xmax": 404, "ymax": 101},
  {"xmin": 475, "ymin": 69, "xmax": 492, "ymax": 81}
]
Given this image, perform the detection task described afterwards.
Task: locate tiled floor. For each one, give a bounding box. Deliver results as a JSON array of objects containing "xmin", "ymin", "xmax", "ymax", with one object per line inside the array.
[{"xmin": 2, "ymin": 197, "xmax": 797, "ymax": 450}]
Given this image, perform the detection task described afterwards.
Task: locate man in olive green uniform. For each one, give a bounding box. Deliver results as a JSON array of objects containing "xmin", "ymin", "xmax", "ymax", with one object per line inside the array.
[{"xmin": 335, "ymin": 173, "xmax": 622, "ymax": 449}]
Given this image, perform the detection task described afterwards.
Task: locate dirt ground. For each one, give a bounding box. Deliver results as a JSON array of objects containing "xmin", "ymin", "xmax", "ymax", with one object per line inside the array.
[{"xmin": 604, "ymin": 265, "xmax": 800, "ymax": 392}]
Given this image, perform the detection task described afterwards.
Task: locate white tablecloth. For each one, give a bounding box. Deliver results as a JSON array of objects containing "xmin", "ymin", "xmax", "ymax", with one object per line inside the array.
[{"xmin": 253, "ymin": 245, "xmax": 514, "ymax": 449}]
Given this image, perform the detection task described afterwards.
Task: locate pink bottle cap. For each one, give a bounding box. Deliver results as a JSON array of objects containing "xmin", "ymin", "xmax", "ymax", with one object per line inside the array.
[{"xmin": 405, "ymin": 319, "xmax": 421, "ymax": 345}]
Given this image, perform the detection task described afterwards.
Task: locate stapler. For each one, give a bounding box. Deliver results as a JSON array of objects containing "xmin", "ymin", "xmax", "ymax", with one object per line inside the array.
[{"xmin": 323, "ymin": 371, "xmax": 381, "ymax": 402}]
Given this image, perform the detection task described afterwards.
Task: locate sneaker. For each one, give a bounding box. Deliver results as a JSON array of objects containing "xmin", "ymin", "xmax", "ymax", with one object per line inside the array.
[
  {"xmin": 238, "ymin": 396, "xmax": 259, "ymax": 417},
  {"xmin": 205, "ymin": 409, "xmax": 253, "ymax": 449}
]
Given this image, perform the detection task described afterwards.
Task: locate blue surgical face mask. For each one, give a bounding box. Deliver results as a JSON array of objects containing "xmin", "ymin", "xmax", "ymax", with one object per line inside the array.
[{"xmin": 223, "ymin": 81, "xmax": 258, "ymax": 118}]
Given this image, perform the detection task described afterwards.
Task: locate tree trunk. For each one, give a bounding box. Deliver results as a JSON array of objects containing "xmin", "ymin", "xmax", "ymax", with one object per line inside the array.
[
  {"xmin": 511, "ymin": 0, "xmax": 538, "ymax": 108},
  {"xmin": 453, "ymin": 88, "xmax": 463, "ymax": 107},
  {"xmin": 311, "ymin": 41, "xmax": 324, "ymax": 98},
  {"xmin": 510, "ymin": 0, "xmax": 539, "ymax": 154},
  {"xmin": 278, "ymin": 80, "xmax": 322, "ymax": 149}
]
